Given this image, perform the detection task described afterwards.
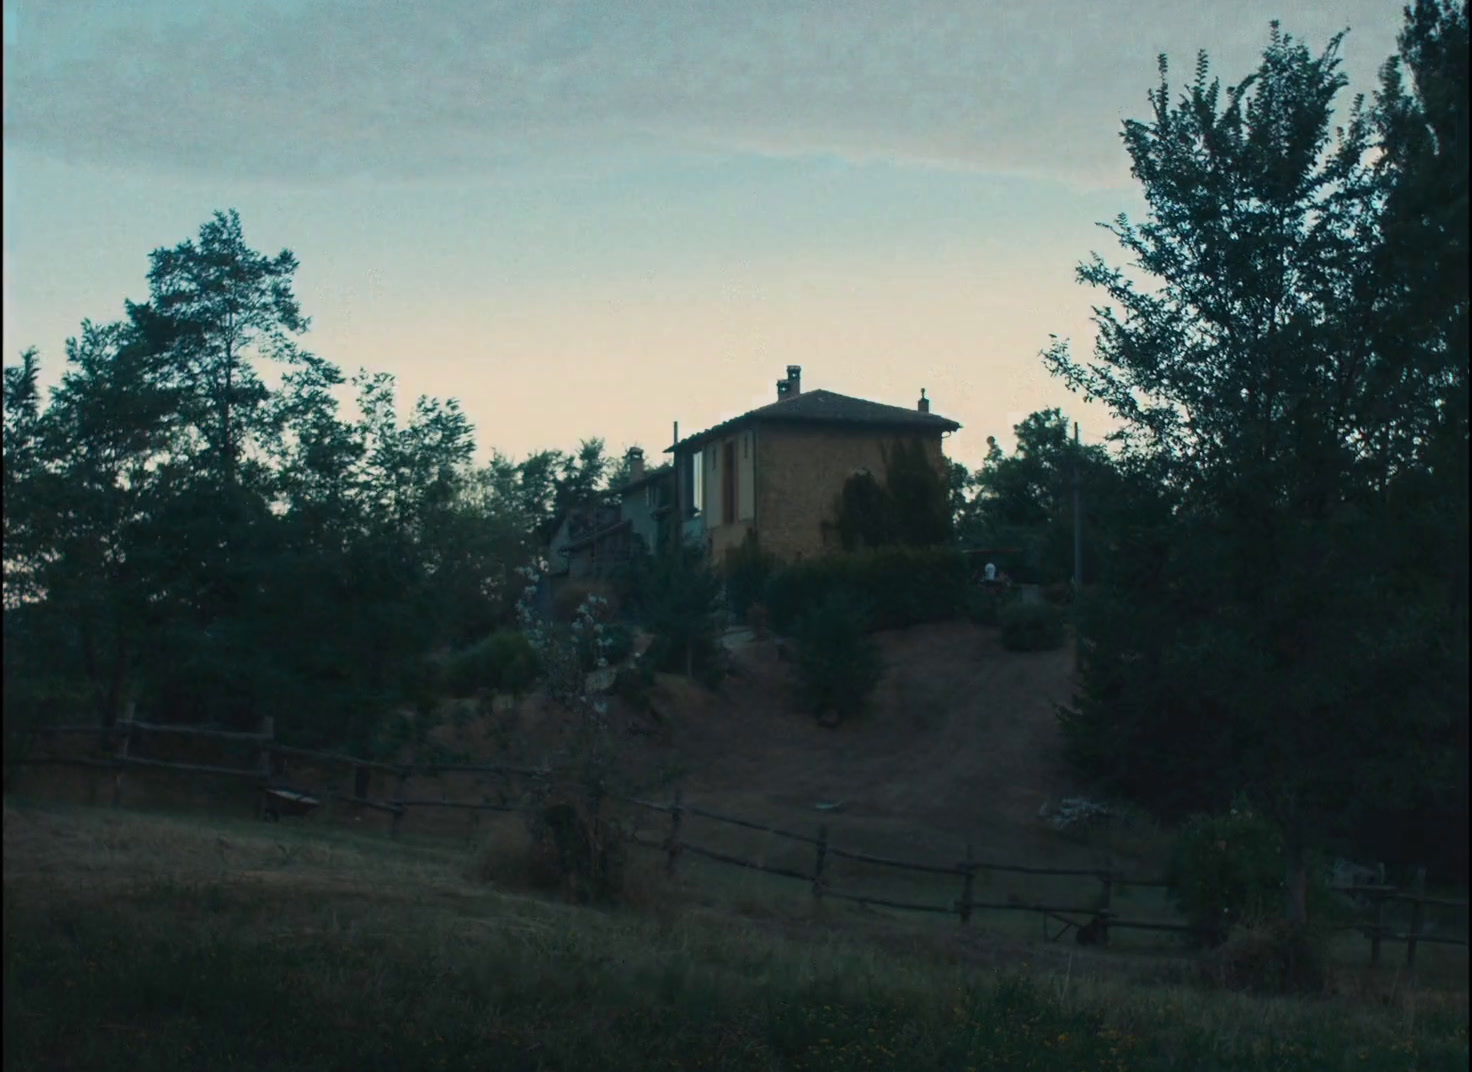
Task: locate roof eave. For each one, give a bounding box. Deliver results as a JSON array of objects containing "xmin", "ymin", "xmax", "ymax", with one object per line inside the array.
[{"xmin": 665, "ymin": 413, "xmax": 959, "ymax": 453}]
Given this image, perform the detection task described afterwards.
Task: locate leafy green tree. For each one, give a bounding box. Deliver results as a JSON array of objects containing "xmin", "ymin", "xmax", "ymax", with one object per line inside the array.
[
  {"xmin": 10, "ymin": 322, "xmax": 184, "ymax": 726},
  {"xmin": 548, "ymin": 439, "xmax": 610, "ymax": 538},
  {"xmin": 834, "ymin": 437, "xmax": 950, "ymax": 550},
  {"xmin": 957, "ymin": 410, "xmax": 1152, "ymax": 586},
  {"xmin": 2, "ymin": 210, "xmax": 537, "ymax": 752},
  {"xmin": 633, "ymin": 546, "xmax": 724, "ymax": 686},
  {"xmin": 793, "ymin": 589, "xmax": 884, "ymax": 725},
  {"xmin": 885, "ymin": 439, "xmax": 950, "ymax": 547},
  {"xmin": 1046, "ymin": 11, "xmax": 1468, "ymax": 923}
]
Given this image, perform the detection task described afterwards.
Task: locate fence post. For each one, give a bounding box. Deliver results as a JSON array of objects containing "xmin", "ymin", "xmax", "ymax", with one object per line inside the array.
[
  {"xmin": 664, "ymin": 787, "xmax": 683, "ymax": 876},
  {"xmin": 812, "ymin": 825, "xmax": 829, "ymax": 908},
  {"xmin": 255, "ymin": 716, "xmax": 274, "ymax": 820},
  {"xmin": 1370, "ymin": 893, "xmax": 1385, "ymax": 966},
  {"xmin": 958, "ymin": 841, "xmax": 975, "ymax": 925},
  {"xmin": 1406, "ymin": 897, "xmax": 1424, "ymax": 972},
  {"xmin": 391, "ymin": 767, "xmax": 411, "ymax": 837},
  {"xmin": 111, "ymin": 702, "xmax": 135, "ymax": 808},
  {"xmin": 1405, "ymin": 867, "xmax": 1428, "ymax": 973}
]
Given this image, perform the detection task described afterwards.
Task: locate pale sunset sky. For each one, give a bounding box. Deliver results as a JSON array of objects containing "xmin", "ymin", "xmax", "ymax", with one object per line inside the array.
[{"xmin": 3, "ymin": 1, "xmax": 1407, "ymax": 468}]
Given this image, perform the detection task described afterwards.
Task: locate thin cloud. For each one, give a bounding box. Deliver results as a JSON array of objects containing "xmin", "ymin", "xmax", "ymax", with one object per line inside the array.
[{"xmin": 4, "ymin": 0, "xmax": 1402, "ymax": 187}]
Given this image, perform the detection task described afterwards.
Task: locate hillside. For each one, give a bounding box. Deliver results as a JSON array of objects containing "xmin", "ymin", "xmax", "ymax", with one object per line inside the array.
[
  {"xmin": 417, "ymin": 620, "xmax": 1097, "ymax": 875},
  {"xmin": 663, "ymin": 622, "xmax": 1082, "ymax": 854}
]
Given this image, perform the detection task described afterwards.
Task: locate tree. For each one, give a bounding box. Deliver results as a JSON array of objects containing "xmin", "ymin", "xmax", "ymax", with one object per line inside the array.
[
  {"xmin": 793, "ymin": 589, "xmax": 883, "ymax": 725},
  {"xmin": 2, "ymin": 210, "xmax": 537, "ymax": 751},
  {"xmin": 834, "ymin": 437, "xmax": 950, "ymax": 551},
  {"xmin": 9, "ymin": 322, "xmax": 184, "ymax": 726},
  {"xmin": 135, "ymin": 209, "xmax": 309, "ymax": 487},
  {"xmin": 632, "ymin": 545, "xmax": 724, "ymax": 686},
  {"xmin": 1045, "ymin": 11, "xmax": 1468, "ymax": 932},
  {"xmin": 549, "ymin": 438, "xmax": 610, "ymax": 537},
  {"xmin": 956, "ymin": 410, "xmax": 1149, "ymax": 586},
  {"xmin": 3, "ymin": 349, "xmax": 45, "ymax": 608},
  {"xmin": 602, "ymin": 445, "xmax": 644, "ymax": 505}
]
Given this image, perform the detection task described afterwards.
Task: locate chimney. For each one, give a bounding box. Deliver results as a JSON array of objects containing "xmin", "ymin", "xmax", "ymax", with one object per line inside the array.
[
  {"xmin": 786, "ymin": 365, "xmax": 802, "ymax": 395},
  {"xmin": 626, "ymin": 446, "xmax": 645, "ymax": 480},
  {"xmin": 918, "ymin": 388, "xmax": 929, "ymax": 413}
]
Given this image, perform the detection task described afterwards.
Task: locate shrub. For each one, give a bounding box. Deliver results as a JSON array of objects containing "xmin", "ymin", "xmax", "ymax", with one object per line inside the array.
[
  {"xmin": 445, "ymin": 629, "xmax": 539, "ymax": 698},
  {"xmin": 833, "ymin": 438, "xmax": 950, "ymax": 550},
  {"xmin": 724, "ymin": 531, "xmax": 778, "ymax": 619},
  {"xmin": 1206, "ymin": 917, "xmax": 1328, "ymax": 994},
  {"xmin": 764, "ymin": 547, "xmax": 968, "ymax": 635},
  {"xmin": 1042, "ymin": 581, "xmax": 1074, "ymax": 606},
  {"xmin": 613, "ymin": 659, "xmax": 655, "ymax": 711},
  {"xmin": 1170, "ymin": 802, "xmax": 1285, "ymax": 946},
  {"xmin": 600, "ymin": 622, "xmax": 635, "ymax": 665},
  {"xmin": 553, "ymin": 580, "xmax": 618, "ymax": 622},
  {"xmin": 635, "ymin": 547, "xmax": 725, "ymax": 686},
  {"xmin": 998, "ymin": 601, "xmax": 1065, "ymax": 651},
  {"xmin": 793, "ymin": 589, "xmax": 884, "ymax": 725},
  {"xmin": 574, "ymin": 619, "xmax": 634, "ymax": 673},
  {"xmin": 963, "ymin": 586, "xmax": 1001, "ymax": 626},
  {"xmin": 529, "ymin": 799, "xmax": 628, "ymax": 905}
]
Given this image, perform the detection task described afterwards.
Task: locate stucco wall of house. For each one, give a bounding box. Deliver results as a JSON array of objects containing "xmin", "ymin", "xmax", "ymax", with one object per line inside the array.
[
  {"xmin": 752, "ymin": 425, "xmax": 949, "ymax": 562},
  {"xmin": 701, "ymin": 431, "xmax": 758, "ymax": 562},
  {"xmin": 620, "ymin": 472, "xmax": 675, "ymax": 556}
]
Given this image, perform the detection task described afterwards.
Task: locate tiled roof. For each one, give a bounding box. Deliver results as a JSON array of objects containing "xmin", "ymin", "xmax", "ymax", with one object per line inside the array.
[
  {"xmin": 564, "ymin": 517, "xmax": 632, "ymax": 553},
  {"xmin": 615, "ymin": 462, "xmax": 674, "ymax": 495},
  {"xmin": 665, "ymin": 389, "xmax": 960, "ymax": 453}
]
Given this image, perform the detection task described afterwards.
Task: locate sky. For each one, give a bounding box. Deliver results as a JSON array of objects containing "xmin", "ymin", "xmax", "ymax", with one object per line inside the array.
[{"xmin": 3, "ymin": 0, "xmax": 1408, "ymax": 469}]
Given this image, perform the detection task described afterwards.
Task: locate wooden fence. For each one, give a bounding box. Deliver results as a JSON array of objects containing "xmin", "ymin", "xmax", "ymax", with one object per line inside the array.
[
  {"xmin": 617, "ymin": 790, "xmax": 1469, "ymax": 964},
  {"xmin": 23, "ymin": 714, "xmax": 548, "ymax": 836},
  {"xmin": 618, "ymin": 787, "xmax": 1190, "ymax": 945},
  {"xmin": 19, "ymin": 719, "xmax": 1468, "ymax": 967}
]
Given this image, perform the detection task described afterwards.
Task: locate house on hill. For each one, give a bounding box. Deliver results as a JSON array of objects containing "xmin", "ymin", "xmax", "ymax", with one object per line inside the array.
[{"xmin": 665, "ymin": 366, "xmax": 961, "ymax": 563}]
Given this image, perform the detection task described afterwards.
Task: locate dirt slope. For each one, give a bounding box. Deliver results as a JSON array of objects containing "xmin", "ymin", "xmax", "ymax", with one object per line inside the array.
[{"xmin": 650, "ymin": 621, "xmax": 1084, "ymax": 862}]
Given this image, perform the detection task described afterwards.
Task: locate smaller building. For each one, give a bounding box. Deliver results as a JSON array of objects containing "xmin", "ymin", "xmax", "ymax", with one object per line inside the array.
[{"xmin": 546, "ymin": 447, "xmax": 679, "ymax": 583}]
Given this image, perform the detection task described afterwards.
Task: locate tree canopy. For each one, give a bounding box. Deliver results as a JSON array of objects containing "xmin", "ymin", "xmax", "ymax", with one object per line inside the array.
[
  {"xmin": 1046, "ymin": 4, "xmax": 1469, "ymax": 898},
  {"xmin": 1, "ymin": 213, "xmax": 638, "ymax": 753}
]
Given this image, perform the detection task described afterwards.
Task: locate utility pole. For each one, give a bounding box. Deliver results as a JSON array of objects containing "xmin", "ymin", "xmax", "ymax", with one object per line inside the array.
[
  {"xmin": 1073, "ymin": 421, "xmax": 1083, "ymax": 673},
  {"xmin": 1072, "ymin": 422, "xmax": 1083, "ymax": 593}
]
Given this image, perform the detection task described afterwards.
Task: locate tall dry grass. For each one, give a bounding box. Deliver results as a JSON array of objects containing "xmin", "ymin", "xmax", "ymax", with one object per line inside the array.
[{"xmin": 5, "ymin": 799, "xmax": 1467, "ymax": 1071}]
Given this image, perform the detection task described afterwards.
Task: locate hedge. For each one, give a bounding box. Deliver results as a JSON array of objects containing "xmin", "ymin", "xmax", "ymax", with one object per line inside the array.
[{"xmin": 763, "ymin": 547, "xmax": 968, "ymax": 635}]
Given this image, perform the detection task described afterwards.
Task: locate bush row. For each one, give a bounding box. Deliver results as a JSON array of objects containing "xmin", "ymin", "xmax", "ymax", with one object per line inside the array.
[
  {"xmin": 761, "ymin": 547, "xmax": 970, "ymax": 634},
  {"xmin": 442, "ymin": 629, "xmax": 539, "ymax": 698}
]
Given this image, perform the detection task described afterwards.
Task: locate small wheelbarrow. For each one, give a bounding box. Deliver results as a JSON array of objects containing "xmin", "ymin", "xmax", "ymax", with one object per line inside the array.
[{"xmin": 261, "ymin": 787, "xmax": 321, "ymax": 822}]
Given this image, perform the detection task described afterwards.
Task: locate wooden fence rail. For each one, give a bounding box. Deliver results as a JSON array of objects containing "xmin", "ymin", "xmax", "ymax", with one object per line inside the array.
[
  {"xmin": 22, "ymin": 718, "xmax": 548, "ymax": 837},
  {"xmin": 18, "ymin": 724, "xmax": 1468, "ymax": 967},
  {"xmin": 623, "ymin": 789, "xmax": 1467, "ymax": 958}
]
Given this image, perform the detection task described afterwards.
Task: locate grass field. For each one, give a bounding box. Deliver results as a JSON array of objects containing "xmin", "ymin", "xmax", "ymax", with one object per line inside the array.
[{"xmin": 5, "ymin": 798, "xmax": 1468, "ymax": 1072}]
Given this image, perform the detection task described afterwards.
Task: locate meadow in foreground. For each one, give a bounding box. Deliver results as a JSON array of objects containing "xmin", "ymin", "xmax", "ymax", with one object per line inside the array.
[{"xmin": 4, "ymin": 801, "xmax": 1467, "ymax": 1071}]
